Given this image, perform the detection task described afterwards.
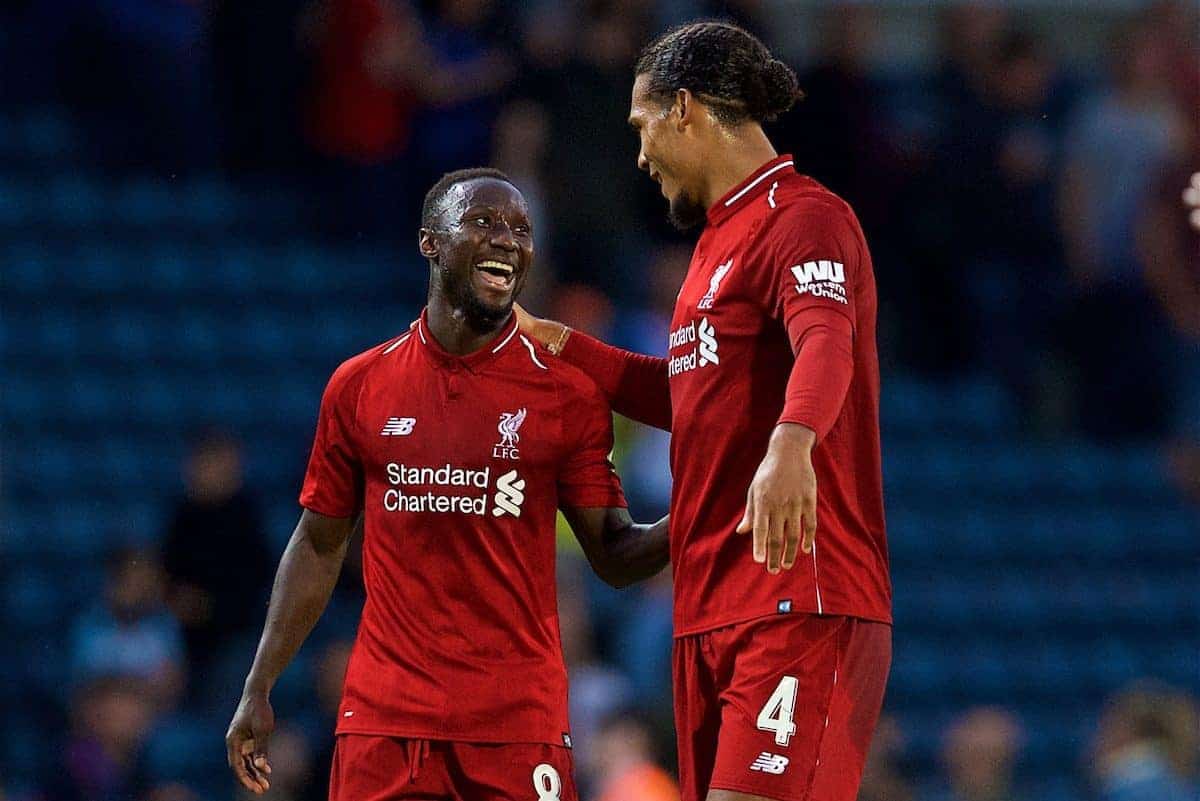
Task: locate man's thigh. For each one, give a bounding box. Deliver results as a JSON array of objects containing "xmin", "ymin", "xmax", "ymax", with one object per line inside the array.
[
  {"xmin": 675, "ymin": 632, "xmax": 723, "ymax": 801},
  {"xmin": 452, "ymin": 741, "xmax": 578, "ymax": 801},
  {"xmin": 707, "ymin": 615, "xmax": 891, "ymax": 801},
  {"xmin": 328, "ymin": 735, "xmax": 578, "ymax": 801}
]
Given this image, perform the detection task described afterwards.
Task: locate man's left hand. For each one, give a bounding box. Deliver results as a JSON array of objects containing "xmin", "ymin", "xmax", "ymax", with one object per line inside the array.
[{"xmin": 736, "ymin": 423, "xmax": 817, "ymax": 574}]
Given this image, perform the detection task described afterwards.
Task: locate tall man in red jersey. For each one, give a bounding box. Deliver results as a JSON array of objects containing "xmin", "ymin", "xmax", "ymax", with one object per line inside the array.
[
  {"xmin": 224, "ymin": 168, "xmax": 668, "ymax": 800},
  {"xmin": 519, "ymin": 22, "xmax": 891, "ymax": 801}
]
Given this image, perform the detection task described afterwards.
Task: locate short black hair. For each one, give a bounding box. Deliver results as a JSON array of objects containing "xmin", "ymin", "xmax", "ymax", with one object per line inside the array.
[
  {"xmin": 635, "ymin": 21, "xmax": 802, "ymax": 125},
  {"xmin": 421, "ymin": 167, "xmax": 515, "ymax": 231}
]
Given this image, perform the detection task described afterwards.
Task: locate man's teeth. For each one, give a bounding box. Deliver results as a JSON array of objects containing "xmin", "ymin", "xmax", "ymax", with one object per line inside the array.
[{"xmin": 477, "ymin": 260, "xmax": 514, "ymax": 276}]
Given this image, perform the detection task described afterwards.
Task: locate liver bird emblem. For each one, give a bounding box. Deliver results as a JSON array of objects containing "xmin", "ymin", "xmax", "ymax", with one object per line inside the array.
[{"xmin": 497, "ymin": 408, "xmax": 527, "ymax": 448}]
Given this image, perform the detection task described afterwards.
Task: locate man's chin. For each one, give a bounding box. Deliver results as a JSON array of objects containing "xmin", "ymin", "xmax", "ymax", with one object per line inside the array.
[
  {"xmin": 463, "ymin": 292, "xmax": 515, "ymax": 333},
  {"xmin": 668, "ymin": 194, "xmax": 706, "ymax": 231}
]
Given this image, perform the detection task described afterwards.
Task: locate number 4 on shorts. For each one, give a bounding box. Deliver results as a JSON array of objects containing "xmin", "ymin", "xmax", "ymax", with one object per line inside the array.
[{"xmin": 756, "ymin": 675, "xmax": 799, "ymax": 747}]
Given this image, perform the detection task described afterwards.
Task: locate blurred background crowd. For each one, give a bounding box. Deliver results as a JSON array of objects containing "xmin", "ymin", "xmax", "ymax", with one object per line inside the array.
[{"xmin": 0, "ymin": 0, "xmax": 1197, "ymax": 800}]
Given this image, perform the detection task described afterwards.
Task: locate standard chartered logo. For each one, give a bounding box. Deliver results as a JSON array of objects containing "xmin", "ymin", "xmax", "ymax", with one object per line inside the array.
[
  {"xmin": 493, "ymin": 470, "xmax": 526, "ymax": 517},
  {"xmin": 697, "ymin": 318, "xmax": 718, "ymax": 366},
  {"xmin": 668, "ymin": 317, "xmax": 719, "ymax": 377},
  {"xmin": 382, "ymin": 462, "xmax": 526, "ymax": 518}
]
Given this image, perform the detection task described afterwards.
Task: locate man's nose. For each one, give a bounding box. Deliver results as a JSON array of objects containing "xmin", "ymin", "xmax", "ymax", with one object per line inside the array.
[
  {"xmin": 637, "ymin": 150, "xmax": 649, "ymax": 172},
  {"xmin": 490, "ymin": 223, "xmax": 518, "ymax": 250}
]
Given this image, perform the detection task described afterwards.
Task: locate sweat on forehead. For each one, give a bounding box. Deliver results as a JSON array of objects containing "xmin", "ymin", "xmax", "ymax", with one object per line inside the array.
[{"xmin": 420, "ymin": 168, "xmax": 520, "ymax": 229}]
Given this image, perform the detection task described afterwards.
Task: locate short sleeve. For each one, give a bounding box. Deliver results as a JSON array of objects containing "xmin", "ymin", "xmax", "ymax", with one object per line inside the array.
[
  {"xmin": 761, "ymin": 199, "xmax": 863, "ymax": 344},
  {"xmin": 299, "ymin": 362, "xmax": 365, "ymax": 518},
  {"xmin": 557, "ymin": 380, "xmax": 628, "ymax": 510}
]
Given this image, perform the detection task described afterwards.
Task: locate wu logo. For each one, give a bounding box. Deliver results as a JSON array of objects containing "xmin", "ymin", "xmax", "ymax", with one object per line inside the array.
[
  {"xmin": 493, "ymin": 470, "xmax": 526, "ymax": 517},
  {"xmin": 698, "ymin": 258, "xmax": 733, "ymax": 310},
  {"xmin": 790, "ymin": 260, "xmax": 848, "ymax": 305},
  {"xmin": 749, "ymin": 752, "xmax": 789, "ymax": 775},
  {"xmin": 697, "ymin": 318, "xmax": 719, "ymax": 366},
  {"xmin": 493, "ymin": 408, "xmax": 527, "ymax": 460},
  {"xmin": 790, "ymin": 260, "xmax": 844, "ymax": 286},
  {"xmin": 381, "ymin": 417, "xmax": 416, "ymax": 436}
]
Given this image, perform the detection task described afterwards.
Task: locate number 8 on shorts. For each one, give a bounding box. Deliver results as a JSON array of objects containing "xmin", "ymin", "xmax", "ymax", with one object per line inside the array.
[{"xmin": 532, "ymin": 763, "xmax": 561, "ymax": 800}]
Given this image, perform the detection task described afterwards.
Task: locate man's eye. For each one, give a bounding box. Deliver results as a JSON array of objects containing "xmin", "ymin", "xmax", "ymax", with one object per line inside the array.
[{"xmin": 474, "ymin": 217, "xmax": 490, "ymax": 227}]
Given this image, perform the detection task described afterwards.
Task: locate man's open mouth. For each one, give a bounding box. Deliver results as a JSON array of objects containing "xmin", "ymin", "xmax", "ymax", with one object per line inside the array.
[{"xmin": 475, "ymin": 259, "xmax": 517, "ymax": 291}]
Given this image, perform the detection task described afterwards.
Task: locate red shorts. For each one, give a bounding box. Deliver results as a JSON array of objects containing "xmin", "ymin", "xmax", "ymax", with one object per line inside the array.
[
  {"xmin": 328, "ymin": 734, "xmax": 577, "ymax": 801},
  {"xmin": 673, "ymin": 614, "xmax": 891, "ymax": 801}
]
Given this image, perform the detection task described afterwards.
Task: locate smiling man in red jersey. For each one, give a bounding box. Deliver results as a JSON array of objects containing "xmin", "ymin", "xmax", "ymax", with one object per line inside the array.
[
  {"xmin": 224, "ymin": 168, "xmax": 669, "ymax": 800},
  {"xmin": 518, "ymin": 22, "xmax": 892, "ymax": 801}
]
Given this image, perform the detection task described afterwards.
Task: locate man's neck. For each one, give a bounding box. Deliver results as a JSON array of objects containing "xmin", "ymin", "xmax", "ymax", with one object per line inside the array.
[
  {"xmin": 699, "ymin": 125, "xmax": 779, "ymax": 210},
  {"xmin": 425, "ymin": 294, "xmax": 507, "ymax": 356}
]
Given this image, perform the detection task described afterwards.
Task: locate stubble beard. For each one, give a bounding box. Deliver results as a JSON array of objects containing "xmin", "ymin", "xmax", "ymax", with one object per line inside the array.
[
  {"xmin": 668, "ymin": 190, "xmax": 707, "ymax": 231},
  {"xmin": 441, "ymin": 264, "xmax": 515, "ymax": 333}
]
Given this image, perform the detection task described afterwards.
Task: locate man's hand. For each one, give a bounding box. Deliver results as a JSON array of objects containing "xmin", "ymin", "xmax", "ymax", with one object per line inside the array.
[
  {"xmin": 1184, "ymin": 171, "xmax": 1200, "ymax": 232},
  {"xmin": 225, "ymin": 690, "xmax": 275, "ymax": 795},
  {"xmin": 736, "ymin": 424, "xmax": 817, "ymax": 574},
  {"xmin": 514, "ymin": 303, "xmax": 569, "ymax": 353}
]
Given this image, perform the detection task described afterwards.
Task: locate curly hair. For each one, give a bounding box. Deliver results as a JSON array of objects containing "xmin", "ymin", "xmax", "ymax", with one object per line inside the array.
[
  {"xmin": 635, "ymin": 21, "xmax": 802, "ymax": 125},
  {"xmin": 421, "ymin": 167, "xmax": 515, "ymax": 230}
]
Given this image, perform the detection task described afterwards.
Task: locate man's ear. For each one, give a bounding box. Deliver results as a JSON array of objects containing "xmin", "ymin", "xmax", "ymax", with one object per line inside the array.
[
  {"xmin": 674, "ymin": 88, "xmax": 695, "ymax": 132},
  {"xmin": 418, "ymin": 228, "xmax": 438, "ymax": 260}
]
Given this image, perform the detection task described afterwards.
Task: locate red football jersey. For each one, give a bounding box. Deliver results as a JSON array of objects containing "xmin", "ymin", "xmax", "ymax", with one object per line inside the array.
[
  {"xmin": 666, "ymin": 155, "xmax": 891, "ymax": 634},
  {"xmin": 300, "ymin": 310, "xmax": 626, "ymax": 745}
]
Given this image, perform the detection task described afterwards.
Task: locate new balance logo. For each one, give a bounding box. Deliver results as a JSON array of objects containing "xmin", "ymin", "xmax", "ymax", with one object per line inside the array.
[
  {"xmin": 749, "ymin": 752, "xmax": 789, "ymax": 774},
  {"xmin": 381, "ymin": 417, "xmax": 416, "ymax": 436},
  {"xmin": 698, "ymin": 258, "xmax": 733, "ymax": 310},
  {"xmin": 697, "ymin": 318, "xmax": 719, "ymax": 366},
  {"xmin": 492, "ymin": 469, "xmax": 526, "ymax": 517}
]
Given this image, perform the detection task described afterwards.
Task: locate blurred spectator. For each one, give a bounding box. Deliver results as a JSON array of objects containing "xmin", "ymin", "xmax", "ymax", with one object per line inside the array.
[
  {"xmin": 308, "ymin": 639, "xmax": 354, "ymax": 795},
  {"xmin": 778, "ymin": 5, "xmax": 900, "ymax": 237},
  {"xmin": 549, "ymin": 284, "xmax": 616, "ymax": 339},
  {"xmin": 210, "ymin": 1, "xmax": 309, "ymax": 175},
  {"xmin": 162, "ymin": 431, "xmax": 273, "ymax": 675},
  {"xmin": 300, "ymin": 0, "xmax": 426, "ymax": 236},
  {"xmin": 253, "ymin": 726, "xmax": 320, "ymax": 801},
  {"xmin": 964, "ymin": 30, "xmax": 1073, "ymax": 428},
  {"xmin": 1137, "ymin": 132, "xmax": 1200, "ymax": 502},
  {"xmin": 936, "ymin": 2, "xmax": 1011, "ymax": 117},
  {"xmin": 60, "ymin": 0, "xmax": 217, "ymax": 173},
  {"xmin": 1090, "ymin": 682, "xmax": 1199, "ymax": 801},
  {"xmin": 142, "ymin": 783, "xmax": 200, "ymax": 801},
  {"xmin": 492, "ymin": 99, "xmax": 555, "ymax": 308},
  {"xmin": 588, "ymin": 712, "xmax": 678, "ymax": 801},
  {"xmin": 1058, "ymin": 19, "xmax": 1189, "ymax": 441},
  {"xmin": 47, "ymin": 677, "xmax": 155, "ymax": 801},
  {"xmin": 409, "ymin": 0, "xmax": 515, "ymax": 185},
  {"xmin": 928, "ymin": 707, "xmax": 1026, "ymax": 801},
  {"xmin": 858, "ymin": 716, "xmax": 914, "ymax": 801},
  {"xmin": 557, "ymin": 555, "xmax": 635, "ymax": 781},
  {"xmin": 70, "ymin": 548, "xmax": 184, "ymax": 709},
  {"xmin": 539, "ymin": 4, "xmax": 663, "ymax": 301},
  {"xmin": 303, "ymin": 0, "xmax": 422, "ymax": 166}
]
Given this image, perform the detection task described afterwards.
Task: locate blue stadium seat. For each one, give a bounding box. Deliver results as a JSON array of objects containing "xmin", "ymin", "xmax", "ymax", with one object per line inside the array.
[
  {"xmin": 20, "ymin": 109, "xmax": 75, "ymax": 159},
  {"xmin": 3, "ymin": 568, "xmax": 68, "ymax": 631},
  {"xmin": 111, "ymin": 179, "xmax": 172, "ymax": 227},
  {"xmin": 0, "ymin": 177, "xmax": 30, "ymax": 226},
  {"xmin": 45, "ymin": 176, "xmax": 103, "ymax": 227},
  {"xmin": 179, "ymin": 177, "xmax": 237, "ymax": 226},
  {"xmin": 144, "ymin": 711, "xmax": 227, "ymax": 793},
  {"xmin": 2, "ymin": 242, "xmax": 52, "ymax": 295}
]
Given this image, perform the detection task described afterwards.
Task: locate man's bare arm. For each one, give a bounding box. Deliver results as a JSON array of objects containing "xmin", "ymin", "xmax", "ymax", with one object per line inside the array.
[
  {"xmin": 516, "ymin": 305, "xmax": 673, "ymax": 431},
  {"xmin": 225, "ymin": 510, "xmax": 358, "ymax": 795},
  {"xmin": 562, "ymin": 506, "xmax": 669, "ymax": 589}
]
